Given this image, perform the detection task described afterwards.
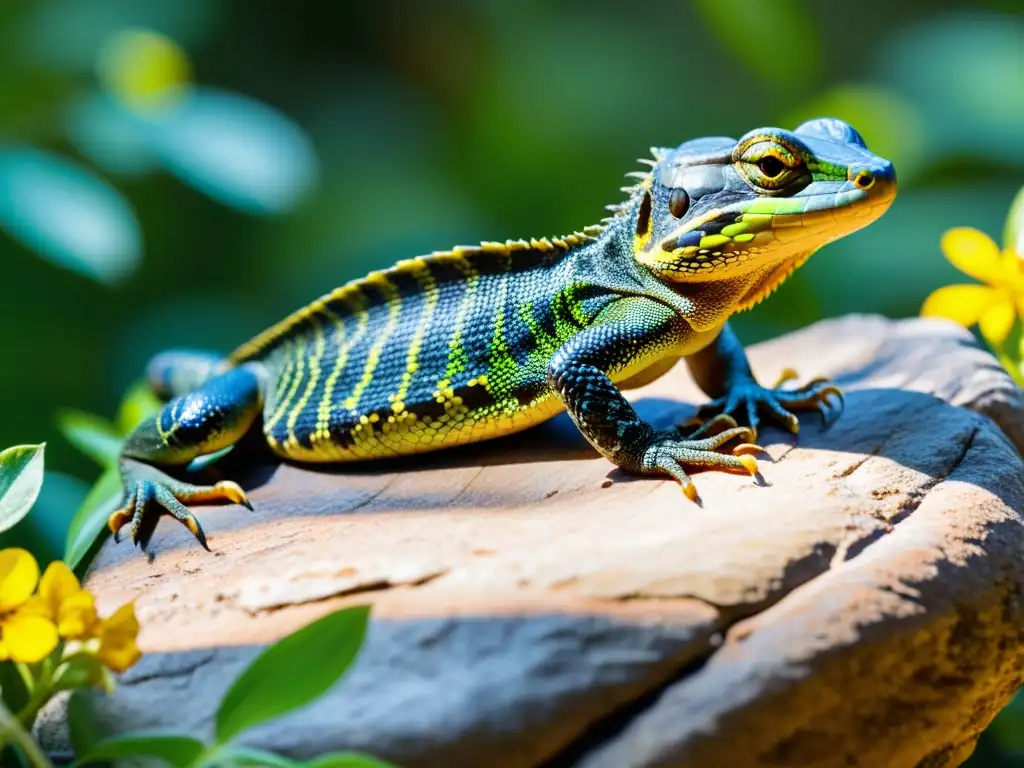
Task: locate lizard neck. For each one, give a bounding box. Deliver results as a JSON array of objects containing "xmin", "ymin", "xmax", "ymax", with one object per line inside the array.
[
  {"xmin": 564, "ymin": 206, "xmax": 816, "ymax": 335},
  {"xmin": 660, "ymin": 250, "xmax": 815, "ymax": 330}
]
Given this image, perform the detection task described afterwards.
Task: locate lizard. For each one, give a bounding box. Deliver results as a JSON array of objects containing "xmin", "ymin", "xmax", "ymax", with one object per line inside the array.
[{"xmin": 109, "ymin": 117, "xmax": 896, "ymax": 550}]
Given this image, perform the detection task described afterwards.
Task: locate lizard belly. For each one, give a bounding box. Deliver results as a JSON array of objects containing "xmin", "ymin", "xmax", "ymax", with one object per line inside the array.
[
  {"xmin": 265, "ymin": 362, "xmax": 567, "ymax": 463},
  {"xmin": 611, "ymin": 323, "xmax": 722, "ymax": 391}
]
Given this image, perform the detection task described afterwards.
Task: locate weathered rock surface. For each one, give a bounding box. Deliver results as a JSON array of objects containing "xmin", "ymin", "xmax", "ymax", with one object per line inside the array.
[{"xmin": 41, "ymin": 315, "xmax": 1024, "ymax": 767}]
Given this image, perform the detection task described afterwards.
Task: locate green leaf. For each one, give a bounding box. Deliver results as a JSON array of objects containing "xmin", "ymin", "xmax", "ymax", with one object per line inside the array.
[
  {"xmin": 1000, "ymin": 320, "xmax": 1024, "ymax": 389},
  {"xmin": 77, "ymin": 731, "xmax": 205, "ymax": 767},
  {"xmin": 63, "ymin": 465, "xmax": 122, "ymax": 570},
  {"xmin": 0, "ymin": 147, "xmax": 141, "ymax": 284},
  {"xmin": 0, "ymin": 470, "xmax": 87, "ymax": 566},
  {"xmin": 217, "ymin": 747, "xmax": 399, "ymax": 768},
  {"xmin": 67, "ymin": 90, "xmax": 160, "ymax": 177},
  {"xmin": 218, "ymin": 746, "xmax": 299, "ymax": 767},
  {"xmin": 305, "ymin": 753, "xmax": 400, "ymax": 768},
  {"xmin": 56, "ymin": 409, "xmax": 123, "ymax": 468},
  {"xmin": 0, "ymin": 444, "xmax": 45, "ymax": 534},
  {"xmin": 215, "ymin": 604, "xmax": 371, "ymax": 743},
  {"xmin": 151, "ymin": 87, "xmax": 318, "ymax": 215},
  {"xmin": 66, "ymin": 692, "xmax": 101, "ymax": 757},
  {"xmin": 58, "ymin": 651, "xmax": 114, "ymax": 693},
  {"xmin": 1004, "ymin": 185, "xmax": 1024, "ymax": 255},
  {"xmin": 116, "ymin": 380, "xmax": 163, "ymax": 435}
]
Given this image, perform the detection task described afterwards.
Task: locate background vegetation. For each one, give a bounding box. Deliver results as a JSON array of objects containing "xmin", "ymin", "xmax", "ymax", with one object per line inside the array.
[{"xmin": 0, "ymin": 0, "xmax": 1020, "ymax": 763}]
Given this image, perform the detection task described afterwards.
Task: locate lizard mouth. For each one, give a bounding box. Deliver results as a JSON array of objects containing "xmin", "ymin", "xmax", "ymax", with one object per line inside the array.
[{"xmin": 652, "ymin": 170, "xmax": 896, "ymax": 279}]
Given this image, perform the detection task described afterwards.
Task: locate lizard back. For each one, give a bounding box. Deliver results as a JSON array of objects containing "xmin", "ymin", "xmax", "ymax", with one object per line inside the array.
[{"xmin": 232, "ymin": 232, "xmax": 614, "ymax": 461}]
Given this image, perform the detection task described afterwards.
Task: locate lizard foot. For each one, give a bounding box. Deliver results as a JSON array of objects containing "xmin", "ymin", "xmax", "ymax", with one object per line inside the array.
[
  {"xmin": 108, "ymin": 462, "xmax": 251, "ymax": 551},
  {"xmin": 639, "ymin": 426, "xmax": 762, "ymax": 502},
  {"xmin": 696, "ymin": 368, "xmax": 843, "ymax": 436}
]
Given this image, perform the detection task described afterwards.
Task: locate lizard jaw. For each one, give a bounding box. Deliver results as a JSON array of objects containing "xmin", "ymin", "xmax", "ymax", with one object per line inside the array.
[{"xmin": 645, "ymin": 165, "xmax": 896, "ymax": 282}]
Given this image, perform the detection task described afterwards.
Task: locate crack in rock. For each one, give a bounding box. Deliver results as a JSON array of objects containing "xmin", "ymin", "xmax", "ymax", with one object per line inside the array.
[{"xmin": 238, "ymin": 568, "xmax": 449, "ymax": 614}]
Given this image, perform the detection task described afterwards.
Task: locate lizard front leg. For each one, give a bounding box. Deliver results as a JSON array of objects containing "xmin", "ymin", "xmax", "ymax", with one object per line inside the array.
[
  {"xmin": 686, "ymin": 322, "xmax": 843, "ymax": 435},
  {"xmin": 547, "ymin": 298, "xmax": 759, "ymax": 500},
  {"xmin": 110, "ymin": 363, "xmax": 262, "ymax": 550}
]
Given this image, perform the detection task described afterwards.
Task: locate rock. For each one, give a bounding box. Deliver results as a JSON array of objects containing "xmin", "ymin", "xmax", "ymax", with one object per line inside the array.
[{"xmin": 40, "ymin": 315, "xmax": 1024, "ymax": 767}]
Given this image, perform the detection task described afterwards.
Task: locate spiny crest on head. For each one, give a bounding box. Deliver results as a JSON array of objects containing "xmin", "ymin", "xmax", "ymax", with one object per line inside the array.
[{"xmin": 600, "ymin": 147, "xmax": 668, "ymax": 225}]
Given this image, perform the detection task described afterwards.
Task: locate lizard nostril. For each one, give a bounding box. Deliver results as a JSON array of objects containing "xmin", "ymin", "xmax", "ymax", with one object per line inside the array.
[{"xmin": 854, "ymin": 170, "xmax": 875, "ymax": 190}]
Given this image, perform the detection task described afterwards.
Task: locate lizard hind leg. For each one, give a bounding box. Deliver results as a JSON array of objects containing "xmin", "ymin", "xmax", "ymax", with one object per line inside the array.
[
  {"xmin": 112, "ymin": 364, "xmax": 263, "ymax": 550},
  {"xmin": 145, "ymin": 349, "xmax": 225, "ymax": 400}
]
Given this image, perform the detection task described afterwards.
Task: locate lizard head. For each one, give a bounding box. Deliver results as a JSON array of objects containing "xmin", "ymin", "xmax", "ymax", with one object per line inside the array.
[{"xmin": 630, "ymin": 118, "xmax": 896, "ymax": 306}]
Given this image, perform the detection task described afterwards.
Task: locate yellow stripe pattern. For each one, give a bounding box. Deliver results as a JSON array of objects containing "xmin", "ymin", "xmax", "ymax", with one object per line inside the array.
[
  {"xmin": 389, "ymin": 258, "xmax": 438, "ymax": 415},
  {"xmin": 311, "ymin": 297, "xmax": 366, "ymax": 451},
  {"xmin": 284, "ymin": 311, "xmax": 324, "ymax": 450},
  {"xmin": 342, "ymin": 272, "xmax": 401, "ymax": 414},
  {"xmin": 241, "ymin": 233, "xmax": 598, "ymax": 462}
]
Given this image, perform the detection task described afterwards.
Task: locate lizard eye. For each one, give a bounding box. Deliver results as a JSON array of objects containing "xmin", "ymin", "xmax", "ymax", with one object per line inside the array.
[
  {"xmin": 668, "ymin": 188, "xmax": 690, "ymax": 219},
  {"xmin": 736, "ymin": 138, "xmax": 808, "ymax": 193},
  {"xmin": 758, "ymin": 156, "xmax": 785, "ymax": 179}
]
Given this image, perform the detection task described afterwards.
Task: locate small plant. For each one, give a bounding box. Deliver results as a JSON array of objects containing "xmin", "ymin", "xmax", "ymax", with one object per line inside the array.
[
  {"xmin": 75, "ymin": 603, "xmax": 389, "ymax": 768},
  {"xmin": 0, "ymin": 443, "xmax": 142, "ymax": 763},
  {"xmin": 921, "ymin": 186, "xmax": 1024, "ymax": 387},
  {"xmin": 0, "ymin": 443, "xmax": 395, "ymax": 767}
]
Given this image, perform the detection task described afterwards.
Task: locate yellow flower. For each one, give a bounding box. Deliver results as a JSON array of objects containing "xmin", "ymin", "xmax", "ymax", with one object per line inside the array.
[
  {"xmin": 20, "ymin": 560, "xmax": 142, "ymax": 673},
  {"xmin": 0, "ymin": 553, "xmax": 142, "ymax": 673},
  {"xmin": 23, "ymin": 561, "xmax": 99, "ymax": 640},
  {"xmin": 0, "ymin": 549, "xmax": 58, "ymax": 663},
  {"xmin": 96, "ymin": 602, "xmax": 141, "ymax": 673},
  {"xmin": 921, "ymin": 227, "xmax": 1024, "ymax": 348}
]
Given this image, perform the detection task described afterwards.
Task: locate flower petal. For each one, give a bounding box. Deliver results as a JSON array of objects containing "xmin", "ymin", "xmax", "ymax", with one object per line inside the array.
[
  {"xmin": 97, "ymin": 601, "xmax": 142, "ymax": 672},
  {"xmin": 98, "ymin": 636, "xmax": 141, "ymax": 673},
  {"xmin": 979, "ymin": 298, "xmax": 1017, "ymax": 348},
  {"xmin": 1, "ymin": 612, "xmax": 59, "ymax": 662},
  {"xmin": 941, "ymin": 228, "xmax": 1004, "ymax": 285},
  {"xmin": 1003, "ymin": 248, "xmax": 1024, "ymax": 291},
  {"xmin": 101, "ymin": 601, "xmax": 139, "ymax": 640},
  {"xmin": 920, "ymin": 284, "xmax": 995, "ymax": 327},
  {"xmin": 18, "ymin": 594, "xmax": 51, "ymax": 618},
  {"xmin": 0, "ymin": 549, "xmax": 40, "ymax": 611},
  {"xmin": 58, "ymin": 591, "xmax": 98, "ymax": 639},
  {"xmin": 38, "ymin": 561, "xmax": 82, "ymax": 616}
]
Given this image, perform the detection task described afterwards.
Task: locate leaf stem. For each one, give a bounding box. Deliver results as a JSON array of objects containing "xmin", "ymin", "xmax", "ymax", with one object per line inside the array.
[
  {"xmin": 0, "ymin": 699, "xmax": 53, "ymax": 767},
  {"xmin": 997, "ymin": 352, "xmax": 1024, "ymax": 388},
  {"xmin": 14, "ymin": 662, "xmax": 34, "ymax": 694}
]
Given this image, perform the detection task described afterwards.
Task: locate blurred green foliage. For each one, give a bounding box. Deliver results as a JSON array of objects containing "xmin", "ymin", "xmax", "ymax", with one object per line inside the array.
[{"xmin": 0, "ymin": 0, "xmax": 1021, "ymax": 762}]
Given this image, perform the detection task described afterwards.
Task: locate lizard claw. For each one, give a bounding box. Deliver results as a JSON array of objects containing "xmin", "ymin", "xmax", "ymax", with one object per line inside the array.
[
  {"xmin": 697, "ymin": 371, "xmax": 843, "ymax": 436},
  {"xmin": 111, "ymin": 463, "xmax": 254, "ymax": 552},
  {"xmin": 679, "ymin": 412, "xmax": 751, "ymax": 440},
  {"xmin": 639, "ymin": 423, "xmax": 762, "ymax": 500},
  {"xmin": 772, "ymin": 367, "xmax": 800, "ymax": 389}
]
